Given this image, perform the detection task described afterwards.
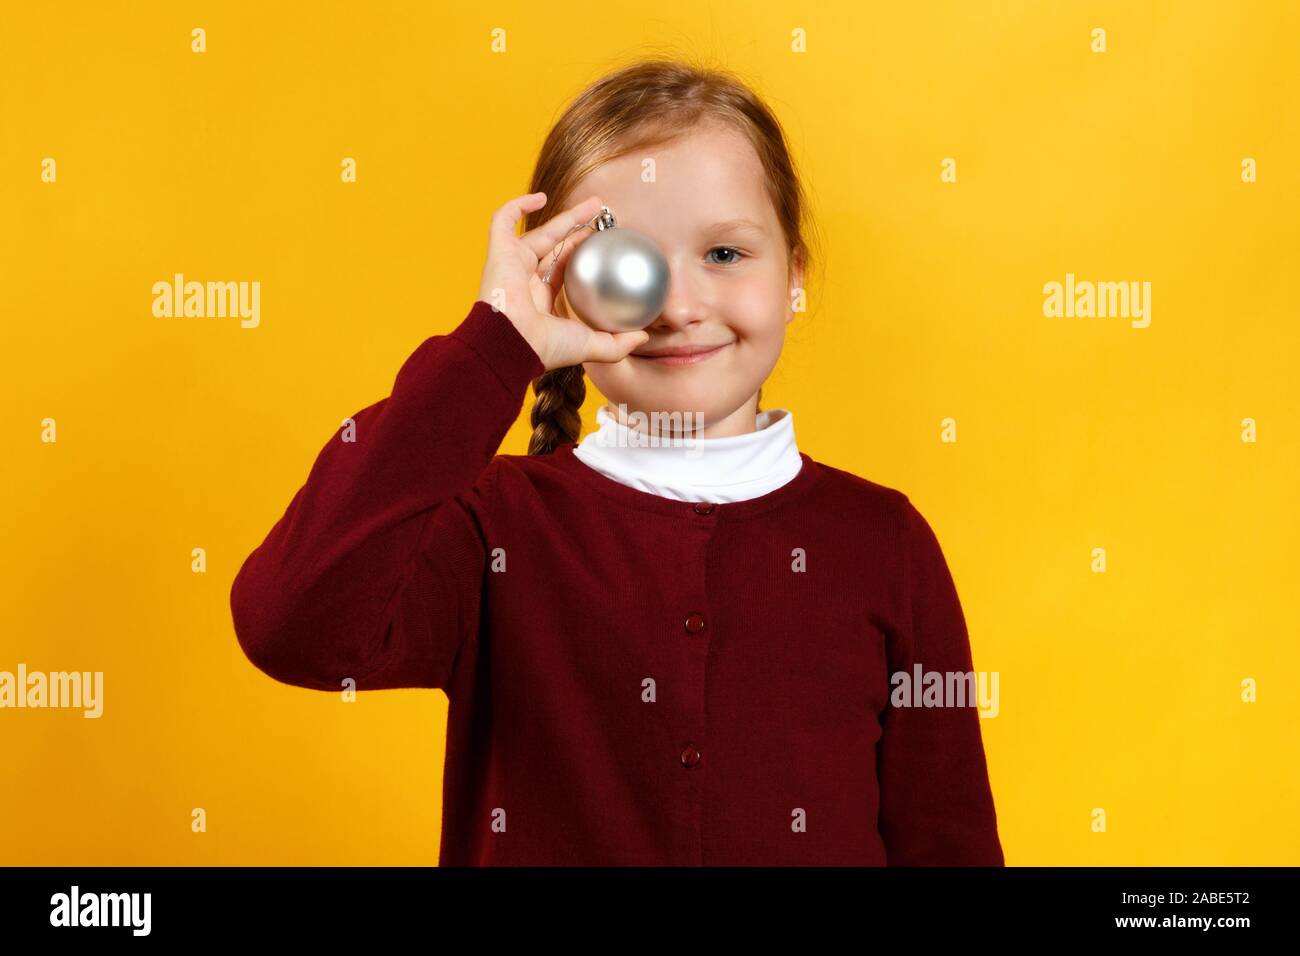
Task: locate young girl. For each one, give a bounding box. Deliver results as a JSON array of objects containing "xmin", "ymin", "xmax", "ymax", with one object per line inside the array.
[{"xmin": 230, "ymin": 58, "xmax": 1004, "ymax": 867}]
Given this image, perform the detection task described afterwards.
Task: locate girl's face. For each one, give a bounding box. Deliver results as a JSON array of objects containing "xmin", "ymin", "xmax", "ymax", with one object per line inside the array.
[{"xmin": 562, "ymin": 122, "xmax": 803, "ymax": 439}]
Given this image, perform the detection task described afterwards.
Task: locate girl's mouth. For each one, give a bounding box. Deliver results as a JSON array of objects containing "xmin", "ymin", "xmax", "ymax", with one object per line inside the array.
[{"xmin": 629, "ymin": 343, "xmax": 732, "ymax": 367}]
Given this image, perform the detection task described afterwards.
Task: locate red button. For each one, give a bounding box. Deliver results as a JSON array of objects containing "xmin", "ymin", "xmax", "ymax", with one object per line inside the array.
[
  {"xmin": 684, "ymin": 613, "xmax": 706, "ymax": 634},
  {"xmin": 680, "ymin": 746, "xmax": 701, "ymax": 768},
  {"xmin": 692, "ymin": 502, "xmax": 715, "ymax": 515}
]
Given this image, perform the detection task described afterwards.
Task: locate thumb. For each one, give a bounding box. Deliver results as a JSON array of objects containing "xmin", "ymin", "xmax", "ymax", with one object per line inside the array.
[{"xmin": 587, "ymin": 329, "xmax": 650, "ymax": 363}]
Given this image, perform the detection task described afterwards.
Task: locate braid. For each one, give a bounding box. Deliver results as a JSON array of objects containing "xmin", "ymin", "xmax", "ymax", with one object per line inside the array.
[{"xmin": 528, "ymin": 364, "xmax": 586, "ymax": 455}]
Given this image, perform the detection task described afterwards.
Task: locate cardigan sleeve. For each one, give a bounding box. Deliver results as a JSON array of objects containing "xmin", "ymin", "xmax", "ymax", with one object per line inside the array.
[
  {"xmin": 229, "ymin": 300, "xmax": 546, "ymax": 692},
  {"xmin": 875, "ymin": 498, "xmax": 1005, "ymax": 865}
]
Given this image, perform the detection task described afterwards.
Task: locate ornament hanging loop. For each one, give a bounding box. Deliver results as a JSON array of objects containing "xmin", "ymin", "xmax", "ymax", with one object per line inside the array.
[{"xmin": 542, "ymin": 206, "xmax": 616, "ymax": 286}]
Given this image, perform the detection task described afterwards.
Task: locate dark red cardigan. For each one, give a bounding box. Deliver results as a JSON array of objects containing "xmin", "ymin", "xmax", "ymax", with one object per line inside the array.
[{"xmin": 230, "ymin": 300, "xmax": 1004, "ymax": 866}]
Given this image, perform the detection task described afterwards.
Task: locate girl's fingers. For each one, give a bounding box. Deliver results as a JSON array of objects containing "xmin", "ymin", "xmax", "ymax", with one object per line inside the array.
[
  {"xmin": 534, "ymin": 225, "xmax": 588, "ymax": 293},
  {"xmin": 529, "ymin": 198, "xmax": 608, "ymax": 296},
  {"xmin": 488, "ymin": 192, "xmax": 549, "ymax": 250},
  {"xmin": 520, "ymin": 194, "xmax": 605, "ymax": 264}
]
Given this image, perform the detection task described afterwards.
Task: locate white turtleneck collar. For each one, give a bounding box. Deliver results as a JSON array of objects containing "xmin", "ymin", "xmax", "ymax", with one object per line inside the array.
[{"xmin": 572, "ymin": 403, "xmax": 804, "ymax": 503}]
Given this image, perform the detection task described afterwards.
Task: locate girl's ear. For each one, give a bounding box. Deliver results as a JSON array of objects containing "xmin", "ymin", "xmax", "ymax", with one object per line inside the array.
[{"xmin": 787, "ymin": 250, "xmax": 806, "ymax": 322}]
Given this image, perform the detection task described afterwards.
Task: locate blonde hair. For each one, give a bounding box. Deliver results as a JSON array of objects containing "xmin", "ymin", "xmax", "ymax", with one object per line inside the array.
[{"xmin": 523, "ymin": 55, "xmax": 820, "ymax": 455}]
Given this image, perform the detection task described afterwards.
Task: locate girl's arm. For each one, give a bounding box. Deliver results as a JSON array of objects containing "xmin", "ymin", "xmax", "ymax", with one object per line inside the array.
[
  {"xmin": 229, "ymin": 300, "xmax": 544, "ymax": 692},
  {"xmin": 876, "ymin": 499, "xmax": 1006, "ymax": 865}
]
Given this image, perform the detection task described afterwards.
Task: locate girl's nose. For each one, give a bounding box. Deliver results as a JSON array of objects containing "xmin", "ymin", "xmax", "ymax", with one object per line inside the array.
[{"xmin": 647, "ymin": 257, "xmax": 708, "ymax": 330}]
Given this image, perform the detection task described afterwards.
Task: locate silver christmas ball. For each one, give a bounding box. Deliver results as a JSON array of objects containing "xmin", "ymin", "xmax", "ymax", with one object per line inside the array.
[{"xmin": 564, "ymin": 211, "xmax": 669, "ymax": 333}]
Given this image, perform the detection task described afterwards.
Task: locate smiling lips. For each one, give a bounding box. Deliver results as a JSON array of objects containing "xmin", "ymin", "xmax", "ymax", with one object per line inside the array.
[{"xmin": 630, "ymin": 342, "xmax": 733, "ymax": 366}]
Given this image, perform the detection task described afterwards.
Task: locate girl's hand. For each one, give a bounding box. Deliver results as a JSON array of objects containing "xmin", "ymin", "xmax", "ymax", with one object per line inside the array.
[{"xmin": 477, "ymin": 192, "xmax": 651, "ymax": 372}]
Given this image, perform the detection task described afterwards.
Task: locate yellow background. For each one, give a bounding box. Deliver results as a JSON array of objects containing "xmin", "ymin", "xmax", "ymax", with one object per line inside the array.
[{"xmin": 2, "ymin": 1, "xmax": 1296, "ymax": 865}]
